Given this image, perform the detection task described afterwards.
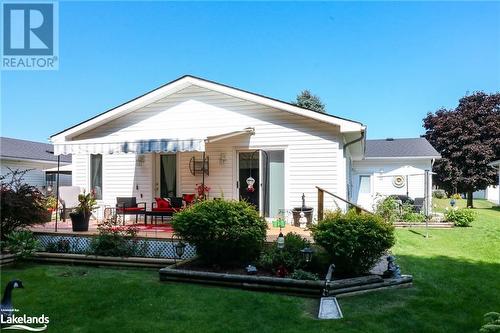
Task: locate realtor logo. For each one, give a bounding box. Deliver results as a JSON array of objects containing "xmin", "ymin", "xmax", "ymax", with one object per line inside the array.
[{"xmin": 2, "ymin": 2, "xmax": 58, "ymax": 70}]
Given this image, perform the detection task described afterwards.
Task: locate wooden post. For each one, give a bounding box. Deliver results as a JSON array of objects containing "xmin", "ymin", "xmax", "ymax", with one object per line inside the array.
[{"xmin": 318, "ymin": 188, "xmax": 324, "ymax": 221}]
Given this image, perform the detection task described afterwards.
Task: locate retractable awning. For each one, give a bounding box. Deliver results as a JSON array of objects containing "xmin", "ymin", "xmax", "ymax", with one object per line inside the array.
[
  {"xmin": 53, "ymin": 128, "xmax": 255, "ymax": 155},
  {"xmin": 54, "ymin": 138, "xmax": 205, "ymax": 155}
]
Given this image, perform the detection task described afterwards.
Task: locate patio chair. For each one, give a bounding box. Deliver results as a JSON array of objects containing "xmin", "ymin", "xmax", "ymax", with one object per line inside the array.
[
  {"xmin": 116, "ymin": 197, "xmax": 146, "ymax": 224},
  {"xmin": 150, "ymin": 197, "xmax": 183, "ymax": 224},
  {"xmin": 58, "ymin": 186, "xmax": 81, "ymax": 222},
  {"xmin": 182, "ymin": 193, "xmax": 196, "ymax": 205},
  {"xmin": 413, "ymin": 197, "xmax": 425, "ymax": 213}
]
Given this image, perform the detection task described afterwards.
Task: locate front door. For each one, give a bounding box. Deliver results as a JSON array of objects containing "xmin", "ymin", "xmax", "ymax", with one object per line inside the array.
[{"xmin": 155, "ymin": 154, "xmax": 177, "ymax": 198}]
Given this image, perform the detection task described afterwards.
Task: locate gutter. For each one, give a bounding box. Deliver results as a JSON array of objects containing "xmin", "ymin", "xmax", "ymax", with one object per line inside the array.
[{"xmin": 344, "ymin": 130, "xmax": 365, "ymax": 152}]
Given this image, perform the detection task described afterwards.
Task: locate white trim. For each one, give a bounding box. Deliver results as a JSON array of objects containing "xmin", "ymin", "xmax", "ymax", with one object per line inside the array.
[
  {"xmin": 205, "ymin": 128, "xmax": 255, "ymax": 144},
  {"xmin": 51, "ymin": 76, "xmax": 365, "ymax": 142},
  {"xmin": 0, "ymin": 156, "xmax": 70, "ymax": 165}
]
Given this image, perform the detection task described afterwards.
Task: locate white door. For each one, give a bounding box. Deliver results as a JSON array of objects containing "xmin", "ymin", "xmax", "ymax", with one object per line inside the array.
[{"xmin": 357, "ymin": 175, "xmax": 372, "ymax": 210}]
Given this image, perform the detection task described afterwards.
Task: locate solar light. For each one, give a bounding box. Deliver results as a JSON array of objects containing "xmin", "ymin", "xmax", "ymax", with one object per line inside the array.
[
  {"xmin": 277, "ymin": 232, "xmax": 285, "ymax": 249},
  {"xmin": 300, "ymin": 247, "xmax": 314, "ymax": 263}
]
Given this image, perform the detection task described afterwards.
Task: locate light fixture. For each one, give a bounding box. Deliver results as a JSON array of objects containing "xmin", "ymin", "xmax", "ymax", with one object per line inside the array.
[
  {"xmin": 300, "ymin": 247, "xmax": 314, "ymax": 263},
  {"xmin": 219, "ymin": 152, "xmax": 227, "ymax": 165},
  {"xmin": 246, "ymin": 176, "xmax": 255, "ymax": 193},
  {"xmin": 277, "ymin": 232, "xmax": 285, "ymax": 249},
  {"xmin": 136, "ymin": 155, "xmax": 145, "ymax": 167}
]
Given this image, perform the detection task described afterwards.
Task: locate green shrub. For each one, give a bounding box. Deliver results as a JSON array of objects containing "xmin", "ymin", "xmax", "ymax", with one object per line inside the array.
[
  {"xmin": 445, "ymin": 208, "xmax": 476, "ymax": 227},
  {"xmin": 89, "ymin": 218, "xmax": 139, "ymax": 257},
  {"xmin": 432, "ymin": 189, "xmax": 446, "ymax": 199},
  {"xmin": 289, "ymin": 269, "xmax": 319, "ymax": 281},
  {"xmin": 450, "ymin": 193, "xmax": 462, "ymax": 200},
  {"xmin": 172, "ymin": 200, "xmax": 267, "ymax": 265},
  {"xmin": 258, "ymin": 232, "xmax": 310, "ymax": 273},
  {"xmin": 480, "ymin": 312, "xmax": 500, "ymax": 333},
  {"xmin": 1, "ymin": 230, "xmax": 41, "ymax": 259},
  {"xmin": 401, "ymin": 203, "xmax": 426, "ymax": 222},
  {"xmin": 375, "ymin": 196, "xmax": 399, "ymax": 223},
  {"xmin": 311, "ymin": 210, "xmax": 395, "ymax": 275}
]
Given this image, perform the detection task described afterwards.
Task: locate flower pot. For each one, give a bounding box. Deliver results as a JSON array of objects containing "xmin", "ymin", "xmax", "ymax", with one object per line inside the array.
[{"xmin": 69, "ymin": 212, "xmax": 90, "ymax": 232}]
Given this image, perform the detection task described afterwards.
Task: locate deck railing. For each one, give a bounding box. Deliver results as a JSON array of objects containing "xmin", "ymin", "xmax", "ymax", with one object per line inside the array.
[{"xmin": 316, "ymin": 186, "xmax": 373, "ymax": 221}]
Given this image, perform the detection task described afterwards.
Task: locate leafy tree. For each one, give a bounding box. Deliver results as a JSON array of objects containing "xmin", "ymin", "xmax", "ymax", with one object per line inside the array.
[
  {"xmin": 293, "ymin": 90, "xmax": 326, "ymax": 113},
  {"xmin": 423, "ymin": 92, "xmax": 500, "ymax": 208}
]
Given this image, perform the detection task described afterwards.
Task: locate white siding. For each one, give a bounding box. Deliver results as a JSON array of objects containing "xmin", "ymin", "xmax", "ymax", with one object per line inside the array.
[
  {"xmin": 352, "ymin": 159, "xmax": 433, "ymax": 211},
  {"xmin": 0, "ymin": 159, "xmax": 60, "ymax": 189},
  {"xmin": 68, "ymin": 85, "xmax": 346, "ymax": 217}
]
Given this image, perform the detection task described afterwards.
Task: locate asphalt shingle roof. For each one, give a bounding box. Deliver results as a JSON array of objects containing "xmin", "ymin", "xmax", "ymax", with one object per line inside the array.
[
  {"xmin": 365, "ymin": 138, "xmax": 440, "ymax": 158},
  {"xmin": 0, "ymin": 137, "xmax": 71, "ymax": 163}
]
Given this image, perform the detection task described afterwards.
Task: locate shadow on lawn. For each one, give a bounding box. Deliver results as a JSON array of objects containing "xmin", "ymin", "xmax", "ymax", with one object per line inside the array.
[{"xmin": 338, "ymin": 254, "xmax": 500, "ymax": 333}]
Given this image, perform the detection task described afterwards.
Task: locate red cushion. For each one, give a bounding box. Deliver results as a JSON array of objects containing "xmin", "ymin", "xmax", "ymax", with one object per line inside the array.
[
  {"xmin": 155, "ymin": 197, "xmax": 170, "ymax": 209},
  {"xmin": 182, "ymin": 194, "xmax": 196, "ymax": 204}
]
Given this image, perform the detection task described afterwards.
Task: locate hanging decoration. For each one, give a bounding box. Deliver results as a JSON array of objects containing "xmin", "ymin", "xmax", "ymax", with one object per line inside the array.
[{"xmin": 246, "ymin": 176, "xmax": 255, "ymax": 192}]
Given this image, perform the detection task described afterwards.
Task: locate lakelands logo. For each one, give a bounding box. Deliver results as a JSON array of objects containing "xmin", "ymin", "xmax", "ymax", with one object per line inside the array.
[
  {"xmin": 1, "ymin": 312, "xmax": 49, "ymax": 331},
  {"xmin": 2, "ymin": 1, "xmax": 59, "ymax": 70}
]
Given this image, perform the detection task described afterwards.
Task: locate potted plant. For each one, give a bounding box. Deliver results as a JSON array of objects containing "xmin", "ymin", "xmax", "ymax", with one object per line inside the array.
[
  {"xmin": 43, "ymin": 195, "xmax": 57, "ymax": 222},
  {"xmin": 69, "ymin": 191, "xmax": 97, "ymax": 232}
]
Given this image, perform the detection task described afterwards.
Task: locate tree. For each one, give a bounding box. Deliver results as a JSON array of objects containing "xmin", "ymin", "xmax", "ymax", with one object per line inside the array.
[
  {"xmin": 423, "ymin": 92, "xmax": 500, "ymax": 208},
  {"xmin": 293, "ymin": 90, "xmax": 326, "ymax": 113}
]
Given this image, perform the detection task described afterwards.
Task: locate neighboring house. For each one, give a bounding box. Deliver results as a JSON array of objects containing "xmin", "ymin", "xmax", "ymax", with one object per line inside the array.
[
  {"xmin": 485, "ymin": 160, "xmax": 500, "ymax": 205},
  {"xmin": 50, "ymin": 75, "xmax": 438, "ymax": 218},
  {"xmin": 351, "ymin": 138, "xmax": 440, "ymax": 211},
  {"xmin": 0, "ymin": 137, "xmax": 72, "ymax": 190}
]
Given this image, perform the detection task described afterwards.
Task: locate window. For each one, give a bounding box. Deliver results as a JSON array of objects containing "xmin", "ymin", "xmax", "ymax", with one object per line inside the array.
[
  {"xmin": 359, "ymin": 175, "xmax": 371, "ymax": 194},
  {"xmin": 90, "ymin": 154, "xmax": 103, "ymax": 199}
]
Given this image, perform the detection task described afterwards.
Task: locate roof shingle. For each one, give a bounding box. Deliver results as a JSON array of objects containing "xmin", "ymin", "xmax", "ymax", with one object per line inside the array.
[
  {"xmin": 365, "ymin": 138, "xmax": 440, "ymax": 158},
  {"xmin": 0, "ymin": 137, "xmax": 71, "ymax": 163}
]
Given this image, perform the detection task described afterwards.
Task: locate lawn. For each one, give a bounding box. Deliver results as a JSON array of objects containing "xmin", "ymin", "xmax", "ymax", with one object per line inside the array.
[{"xmin": 1, "ymin": 200, "xmax": 499, "ymax": 333}]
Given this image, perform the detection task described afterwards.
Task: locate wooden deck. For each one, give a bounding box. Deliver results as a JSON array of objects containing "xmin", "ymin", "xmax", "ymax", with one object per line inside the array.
[{"xmin": 30, "ymin": 219, "xmax": 313, "ymax": 242}]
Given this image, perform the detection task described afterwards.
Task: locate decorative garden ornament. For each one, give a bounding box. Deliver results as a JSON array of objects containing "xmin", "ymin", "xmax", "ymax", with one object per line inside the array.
[
  {"xmin": 382, "ymin": 255, "xmax": 401, "ymax": 279},
  {"xmin": 299, "ymin": 211, "xmax": 307, "ymax": 229},
  {"xmin": 277, "ymin": 232, "xmax": 285, "ymax": 249},
  {"xmin": 246, "ymin": 176, "xmax": 255, "ymax": 192}
]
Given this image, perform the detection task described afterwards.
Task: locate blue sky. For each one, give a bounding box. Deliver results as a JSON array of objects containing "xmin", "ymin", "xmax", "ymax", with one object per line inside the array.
[{"xmin": 1, "ymin": 1, "xmax": 499, "ymax": 142}]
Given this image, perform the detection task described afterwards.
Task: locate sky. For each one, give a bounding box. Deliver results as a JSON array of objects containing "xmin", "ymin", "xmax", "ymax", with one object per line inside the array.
[{"xmin": 1, "ymin": 1, "xmax": 499, "ymax": 143}]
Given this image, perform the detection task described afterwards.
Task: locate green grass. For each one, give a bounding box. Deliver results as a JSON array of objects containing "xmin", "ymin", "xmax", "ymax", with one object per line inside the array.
[{"xmin": 2, "ymin": 201, "xmax": 499, "ymax": 332}]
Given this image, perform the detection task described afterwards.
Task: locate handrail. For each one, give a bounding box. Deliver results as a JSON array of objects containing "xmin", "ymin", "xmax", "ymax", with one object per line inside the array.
[{"xmin": 316, "ymin": 186, "xmax": 373, "ymax": 221}]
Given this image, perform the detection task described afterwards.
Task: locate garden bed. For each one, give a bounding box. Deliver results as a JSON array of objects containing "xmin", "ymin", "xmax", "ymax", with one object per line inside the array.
[
  {"xmin": 32, "ymin": 252, "xmax": 176, "ymax": 268},
  {"xmin": 159, "ymin": 263, "xmax": 412, "ymax": 297}
]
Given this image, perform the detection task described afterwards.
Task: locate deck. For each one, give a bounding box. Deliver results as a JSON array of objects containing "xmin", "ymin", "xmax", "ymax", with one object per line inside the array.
[{"xmin": 30, "ymin": 218, "xmax": 313, "ymax": 242}]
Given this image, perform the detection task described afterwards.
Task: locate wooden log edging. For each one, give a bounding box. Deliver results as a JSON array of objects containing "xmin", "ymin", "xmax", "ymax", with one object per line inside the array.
[
  {"xmin": 0, "ymin": 253, "xmax": 17, "ymax": 267},
  {"xmin": 159, "ymin": 267, "xmax": 413, "ymax": 297},
  {"xmin": 32, "ymin": 252, "xmax": 176, "ymax": 268}
]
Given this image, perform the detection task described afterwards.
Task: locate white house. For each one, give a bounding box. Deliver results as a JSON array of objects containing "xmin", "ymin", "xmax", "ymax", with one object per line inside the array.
[
  {"xmin": 0, "ymin": 137, "xmax": 72, "ymax": 190},
  {"xmin": 351, "ymin": 138, "xmax": 440, "ymax": 211},
  {"xmin": 485, "ymin": 160, "xmax": 500, "ymax": 205},
  {"xmin": 50, "ymin": 75, "xmax": 437, "ymax": 218}
]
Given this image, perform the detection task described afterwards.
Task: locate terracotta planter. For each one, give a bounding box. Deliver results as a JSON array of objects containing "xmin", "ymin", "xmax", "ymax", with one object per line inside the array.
[{"xmin": 69, "ymin": 212, "xmax": 90, "ymax": 232}]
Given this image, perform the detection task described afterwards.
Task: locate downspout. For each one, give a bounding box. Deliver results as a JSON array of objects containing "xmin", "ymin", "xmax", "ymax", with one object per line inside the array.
[{"xmin": 343, "ymin": 129, "xmax": 365, "ymax": 203}]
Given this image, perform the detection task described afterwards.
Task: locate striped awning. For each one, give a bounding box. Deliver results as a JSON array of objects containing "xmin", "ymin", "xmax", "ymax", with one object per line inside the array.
[{"xmin": 54, "ymin": 138, "xmax": 205, "ymax": 155}]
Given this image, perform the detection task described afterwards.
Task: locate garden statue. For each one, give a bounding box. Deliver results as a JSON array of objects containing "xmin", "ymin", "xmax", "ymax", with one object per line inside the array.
[
  {"xmin": 382, "ymin": 255, "xmax": 401, "ymax": 279},
  {"xmin": 299, "ymin": 211, "xmax": 307, "ymax": 229}
]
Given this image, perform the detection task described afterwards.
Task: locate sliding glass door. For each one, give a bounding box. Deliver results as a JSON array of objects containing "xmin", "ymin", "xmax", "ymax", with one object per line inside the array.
[
  {"xmin": 238, "ymin": 150, "xmax": 284, "ymax": 217},
  {"xmin": 158, "ymin": 154, "xmax": 176, "ymax": 198}
]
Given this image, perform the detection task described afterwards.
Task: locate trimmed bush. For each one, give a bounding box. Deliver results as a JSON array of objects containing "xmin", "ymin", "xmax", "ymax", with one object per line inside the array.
[
  {"xmin": 172, "ymin": 200, "xmax": 267, "ymax": 265},
  {"xmin": 445, "ymin": 208, "xmax": 476, "ymax": 227},
  {"xmin": 432, "ymin": 189, "xmax": 446, "ymax": 199},
  {"xmin": 88, "ymin": 218, "xmax": 140, "ymax": 257},
  {"xmin": 258, "ymin": 232, "xmax": 311, "ymax": 273},
  {"xmin": 311, "ymin": 210, "xmax": 395, "ymax": 275}
]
